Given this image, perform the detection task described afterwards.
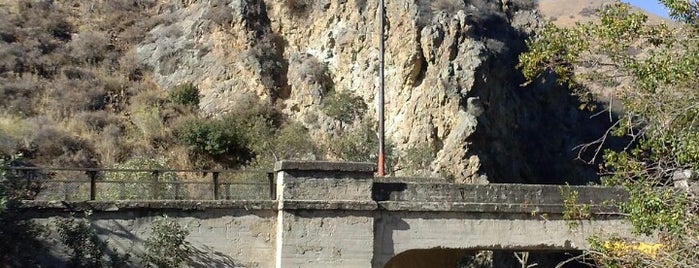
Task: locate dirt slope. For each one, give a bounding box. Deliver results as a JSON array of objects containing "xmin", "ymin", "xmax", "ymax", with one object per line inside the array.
[{"xmin": 538, "ymin": 0, "xmax": 669, "ymax": 26}]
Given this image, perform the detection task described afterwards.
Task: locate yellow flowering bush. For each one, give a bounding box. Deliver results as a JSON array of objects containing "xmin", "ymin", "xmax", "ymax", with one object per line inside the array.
[{"xmin": 602, "ymin": 241, "xmax": 663, "ymax": 258}]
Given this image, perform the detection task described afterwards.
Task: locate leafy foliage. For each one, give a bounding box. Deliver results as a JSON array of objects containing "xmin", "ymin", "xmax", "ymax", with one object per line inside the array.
[
  {"xmin": 588, "ymin": 236, "xmax": 664, "ymax": 268},
  {"xmin": 326, "ymin": 118, "xmax": 396, "ymax": 172},
  {"xmin": 175, "ymin": 117, "xmax": 248, "ymax": 157},
  {"xmin": 397, "ymin": 143, "xmax": 436, "ymax": 176},
  {"xmin": 618, "ymin": 182, "xmax": 687, "ymax": 235},
  {"xmin": 560, "ymin": 184, "xmax": 592, "ymax": 229},
  {"xmin": 520, "ymin": 0, "xmax": 699, "ymax": 266},
  {"xmin": 175, "ymin": 101, "xmax": 318, "ymax": 169},
  {"xmin": 143, "ymin": 216, "xmax": 191, "ymax": 268},
  {"xmin": 102, "ymin": 157, "xmax": 183, "ymax": 200},
  {"xmin": 321, "ymin": 90, "xmax": 368, "ymax": 124},
  {"xmin": 169, "ymin": 82, "xmax": 200, "ymax": 109},
  {"xmin": 56, "ymin": 214, "xmax": 131, "ymax": 267}
]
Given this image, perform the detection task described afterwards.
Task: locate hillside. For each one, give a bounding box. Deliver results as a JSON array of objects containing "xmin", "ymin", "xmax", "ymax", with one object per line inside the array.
[
  {"xmin": 538, "ymin": 0, "xmax": 669, "ymax": 26},
  {"xmin": 0, "ymin": 0, "xmax": 614, "ymax": 184}
]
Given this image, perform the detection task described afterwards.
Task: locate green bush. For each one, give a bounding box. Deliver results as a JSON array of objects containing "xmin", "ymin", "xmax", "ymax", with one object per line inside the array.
[
  {"xmin": 101, "ymin": 157, "xmax": 183, "ymax": 200},
  {"xmin": 131, "ymin": 106, "xmax": 164, "ymax": 139},
  {"xmin": 520, "ymin": 1, "xmax": 699, "ymax": 266},
  {"xmin": 56, "ymin": 215, "xmax": 131, "ymax": 268},
  {"xmin": 143, "ymin": 216, "xmax": 190, "ymax": 268},
  {"xmin": 326, "ymin": 119, "xmax": 396, "ymax": 172},
  {"xmin": 399, "ymin": 143, "xmax": 436, "ymax": 176},
  {"xmin": 321, "ymin": 90, "xmax": 367, "ymax": 124},
  {"xmin": 169, "ymin": 82, "xmax": 200, "ymax": 109},
  {"xmin": 246, "ymin": 122, "xmax": 317, "ymax": 168},
  {"xmin": 175, "ymin": 102, "xmax": 286, "ymax": 167},
  {"xmin": 174, "ymin": 117, "xmax": 246, "ymax": 157}
]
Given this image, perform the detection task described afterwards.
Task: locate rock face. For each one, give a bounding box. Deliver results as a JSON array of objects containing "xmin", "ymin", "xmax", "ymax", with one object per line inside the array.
[{"xmin": 138, "ymin": 0, "xmax": 606, "ymax": 184}]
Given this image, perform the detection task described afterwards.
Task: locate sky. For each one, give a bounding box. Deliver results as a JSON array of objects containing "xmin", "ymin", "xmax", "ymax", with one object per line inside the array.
[{"xmin": 624, "ymin": 0, "xmax": 671, "ymax": 17}]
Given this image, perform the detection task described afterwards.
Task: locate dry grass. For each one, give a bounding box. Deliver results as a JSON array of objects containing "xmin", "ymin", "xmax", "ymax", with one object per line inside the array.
[
  {"xmin": 0, "ymin": 0, "xmax": 169, "ymax": 166},
  {"xmin": 538, "ymin": 0, "xmax": 670, "ymax": 27},
  {"xmin": 0, "ymin": 0, "xmax": 315, "ymax": 172}
]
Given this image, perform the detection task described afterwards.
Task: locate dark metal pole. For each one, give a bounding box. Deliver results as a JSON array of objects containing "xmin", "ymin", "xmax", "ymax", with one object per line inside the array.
[
  {"xmin": 267, "ymin": 172, "xmax": 275, "ymax": 200},
  {"xmin": 88, "ymin": 171, "xmax": 97, "ymax": 201},
  {"xmin": 378, "ymin": 0, "xmax": 386, "ymax": 177},
  {"xmin": 212, "ymin": 172, "xmax": 220, "ymax": 200},
  {"xmin": 150, "ymin": 170, "xmax": 160, "ymax": 199}
]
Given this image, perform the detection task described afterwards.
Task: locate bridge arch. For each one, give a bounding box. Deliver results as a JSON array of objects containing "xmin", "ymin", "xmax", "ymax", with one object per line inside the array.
[
  {"xmin": 382, "ymin": 248, "xmax": 479, "ymax": 268},
  {"xmin": 381, "ymin": 248, "xmax": 589, "ymax": 268}
]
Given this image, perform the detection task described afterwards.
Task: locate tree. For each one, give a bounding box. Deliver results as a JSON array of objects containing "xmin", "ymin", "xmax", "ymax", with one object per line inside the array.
[{"xmin": 519, "ymin": 0, "xmax": 698, "ymax": 266}]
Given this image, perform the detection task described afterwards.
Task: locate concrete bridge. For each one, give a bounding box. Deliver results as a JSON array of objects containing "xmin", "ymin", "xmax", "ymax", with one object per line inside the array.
[{"xmin": 19, "ymin": 161, "xmax": 634, "ymax": 268}]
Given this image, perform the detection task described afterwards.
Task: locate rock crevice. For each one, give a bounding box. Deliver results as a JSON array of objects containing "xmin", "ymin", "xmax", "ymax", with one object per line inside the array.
[{"xmin": 137, "ymin": 0, "xmax": 605, "ymax": 183}]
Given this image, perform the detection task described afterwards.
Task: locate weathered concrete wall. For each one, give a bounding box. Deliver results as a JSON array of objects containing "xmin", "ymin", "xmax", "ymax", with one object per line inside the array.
[
  {"xmin": 274, "ymin": 161, "xmax": 377, "ymax": 268},
  {"xmin": 278, "ymin": 210, "xmax": 374, "ymax": 268},
  {"xmin": 21, "ymin": 201, "xmax": 277, "ymax": 268},
  {"xmin": 371, "ymin": 179, "xmax": 635, "ymax": 267},
  {"xmin": 17, "ymin": 161, "xmax": 640, "ymax": 268},
  {"xmin": 372, "ymin": 212, "xmax": 632, "ymax": 267}
]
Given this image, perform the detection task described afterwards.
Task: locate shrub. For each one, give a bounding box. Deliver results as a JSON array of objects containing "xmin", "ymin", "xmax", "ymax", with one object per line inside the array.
[
  {"xmin": 174, "ymin": 117, "xmax": 246, "ymax": 157},
  {"xmin": 398, "ymin": 143, "xmax": 436, "ymax": 176},
  {"xmin": 174, "ymin": 100, "xmax": 282, "ymax": 167},
  {"xmin": 509, "ymin": 0, "xmax": 537, "ymax": 12},
  {"xmin": 560, "ymin": 184, "xmax": 592, "ymax": 229},
  {"xmin": 143, "ymin": 216, "xmax": 190, "ymax": 268},
  {"xmin": 0, "ymin": 77, "xmax": 41, "ymax": 116},
  {"xmin": 131, "ymin": 106, "xmax": 164, "ymax": 139},
  {"xmin": 284, "ymin": 0, "xmax": 313, "ymax": 16},
  {"xmin": 75, "ymin": 111, "xmax": 117, "ymax": 132},
  {"xmin": 322, "ymin": 90, "xmax": 367, "ymax": 124},
  {"xmin": 326, "ymin": 119, "xmax": 396, "ymax": 172},
  {"xmin": 56, "ymin": 215, "xmax": 131, "ymax": 268},
  {"xmin": 168, "ymin": 82, "xmax": 200, "ymax": 109},
  {"xmin": 288, "ymin": 53, "xmax": 333, "ymax": 91},
  {"xmin": 0, "ymin": 156, "xmax": 47, "ymax": 267},
  {"xmin": 19, "ymin": 118, "xmax": 98, "ymax": 167},
  {"xmin": 246, "ymin": 122, "xmax": 317, "ymax": 168},
  {"xmin": 45, "ymin": 78, "xmax": 108, "ymax": 118},
  {"xmin": 273, "ymin": 122, "xmax": 316, "ymax": 160},
  {"xmin": 68, "ymin": 31, "xmax": 111, "ymax": 64},
  {"xmin": 101, "ymin": 157, "xmax": 182, "ymax": 200},
  {"xmin": 430, "ymin": 0, "xmax": 465, "ymax": 14}
]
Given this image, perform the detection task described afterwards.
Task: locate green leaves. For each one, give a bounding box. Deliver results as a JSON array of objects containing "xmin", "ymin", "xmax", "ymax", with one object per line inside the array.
[
  {"xmin": 621, "ymin": 183, "xmax": 688, "ymax": 235},
  {"xmin": 521, "ymin": 1, "xmax": 699, "ymax": 262},
  {"xmin": 519, "ymin": 23, "xmax": 588, "ymax": 84},
  {"xmin": 659, "ymin": 0, "xmax": 699, "ymax": 25},
  {"xmin": 169, "ymin": 82, "xmax": 200, "ymax": 110},
  {"xmin": 175, "ymin": 117, "xmax": 244, "ymax": 157},
  {"xmin": 321, "ymin": 90, "xmax": 368, "ymax": 124},
  {"xmin": 143, "ymin": 216, "xmax": 190, "ymax": 268},
  {"xmin": 56, "ymin": 215, "xmax": 131, "ymax": 267}
]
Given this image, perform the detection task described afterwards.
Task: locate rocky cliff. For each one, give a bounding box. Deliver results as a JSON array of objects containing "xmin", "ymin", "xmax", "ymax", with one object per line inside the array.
[{"xmin": 136, "ymin": 0, "xmax": 606, "ymax": 184}]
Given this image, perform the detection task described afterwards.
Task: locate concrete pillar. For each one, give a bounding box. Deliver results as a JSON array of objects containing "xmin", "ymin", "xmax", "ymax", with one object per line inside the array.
[{"xmin": 274, "ymin": 161, "xmax": 377, "ymax": 268}]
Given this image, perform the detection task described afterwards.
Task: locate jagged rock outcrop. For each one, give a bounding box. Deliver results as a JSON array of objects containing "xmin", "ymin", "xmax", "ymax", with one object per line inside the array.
[{"xmin": 137, "ymin": 0, "xmax": 606, "ymax": 184}]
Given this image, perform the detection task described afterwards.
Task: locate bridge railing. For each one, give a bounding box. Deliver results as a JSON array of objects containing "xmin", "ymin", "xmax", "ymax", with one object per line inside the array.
[{"xmin": 4, "ymin": 166, "xmax": 275, "ymax": 201}]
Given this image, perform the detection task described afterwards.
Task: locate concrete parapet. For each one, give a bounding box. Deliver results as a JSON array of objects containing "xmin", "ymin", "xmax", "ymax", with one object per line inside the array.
[
  {"xmin": 275, "ymin": 160, "xmax": 376, "ymax": 201},
  {"xmin": 274, "ymin": 161, "xmax": 377, "ymax": 268},
  {"xmin": 373, "ymin": 181, "xmax": 627, "ymax": 204}
]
